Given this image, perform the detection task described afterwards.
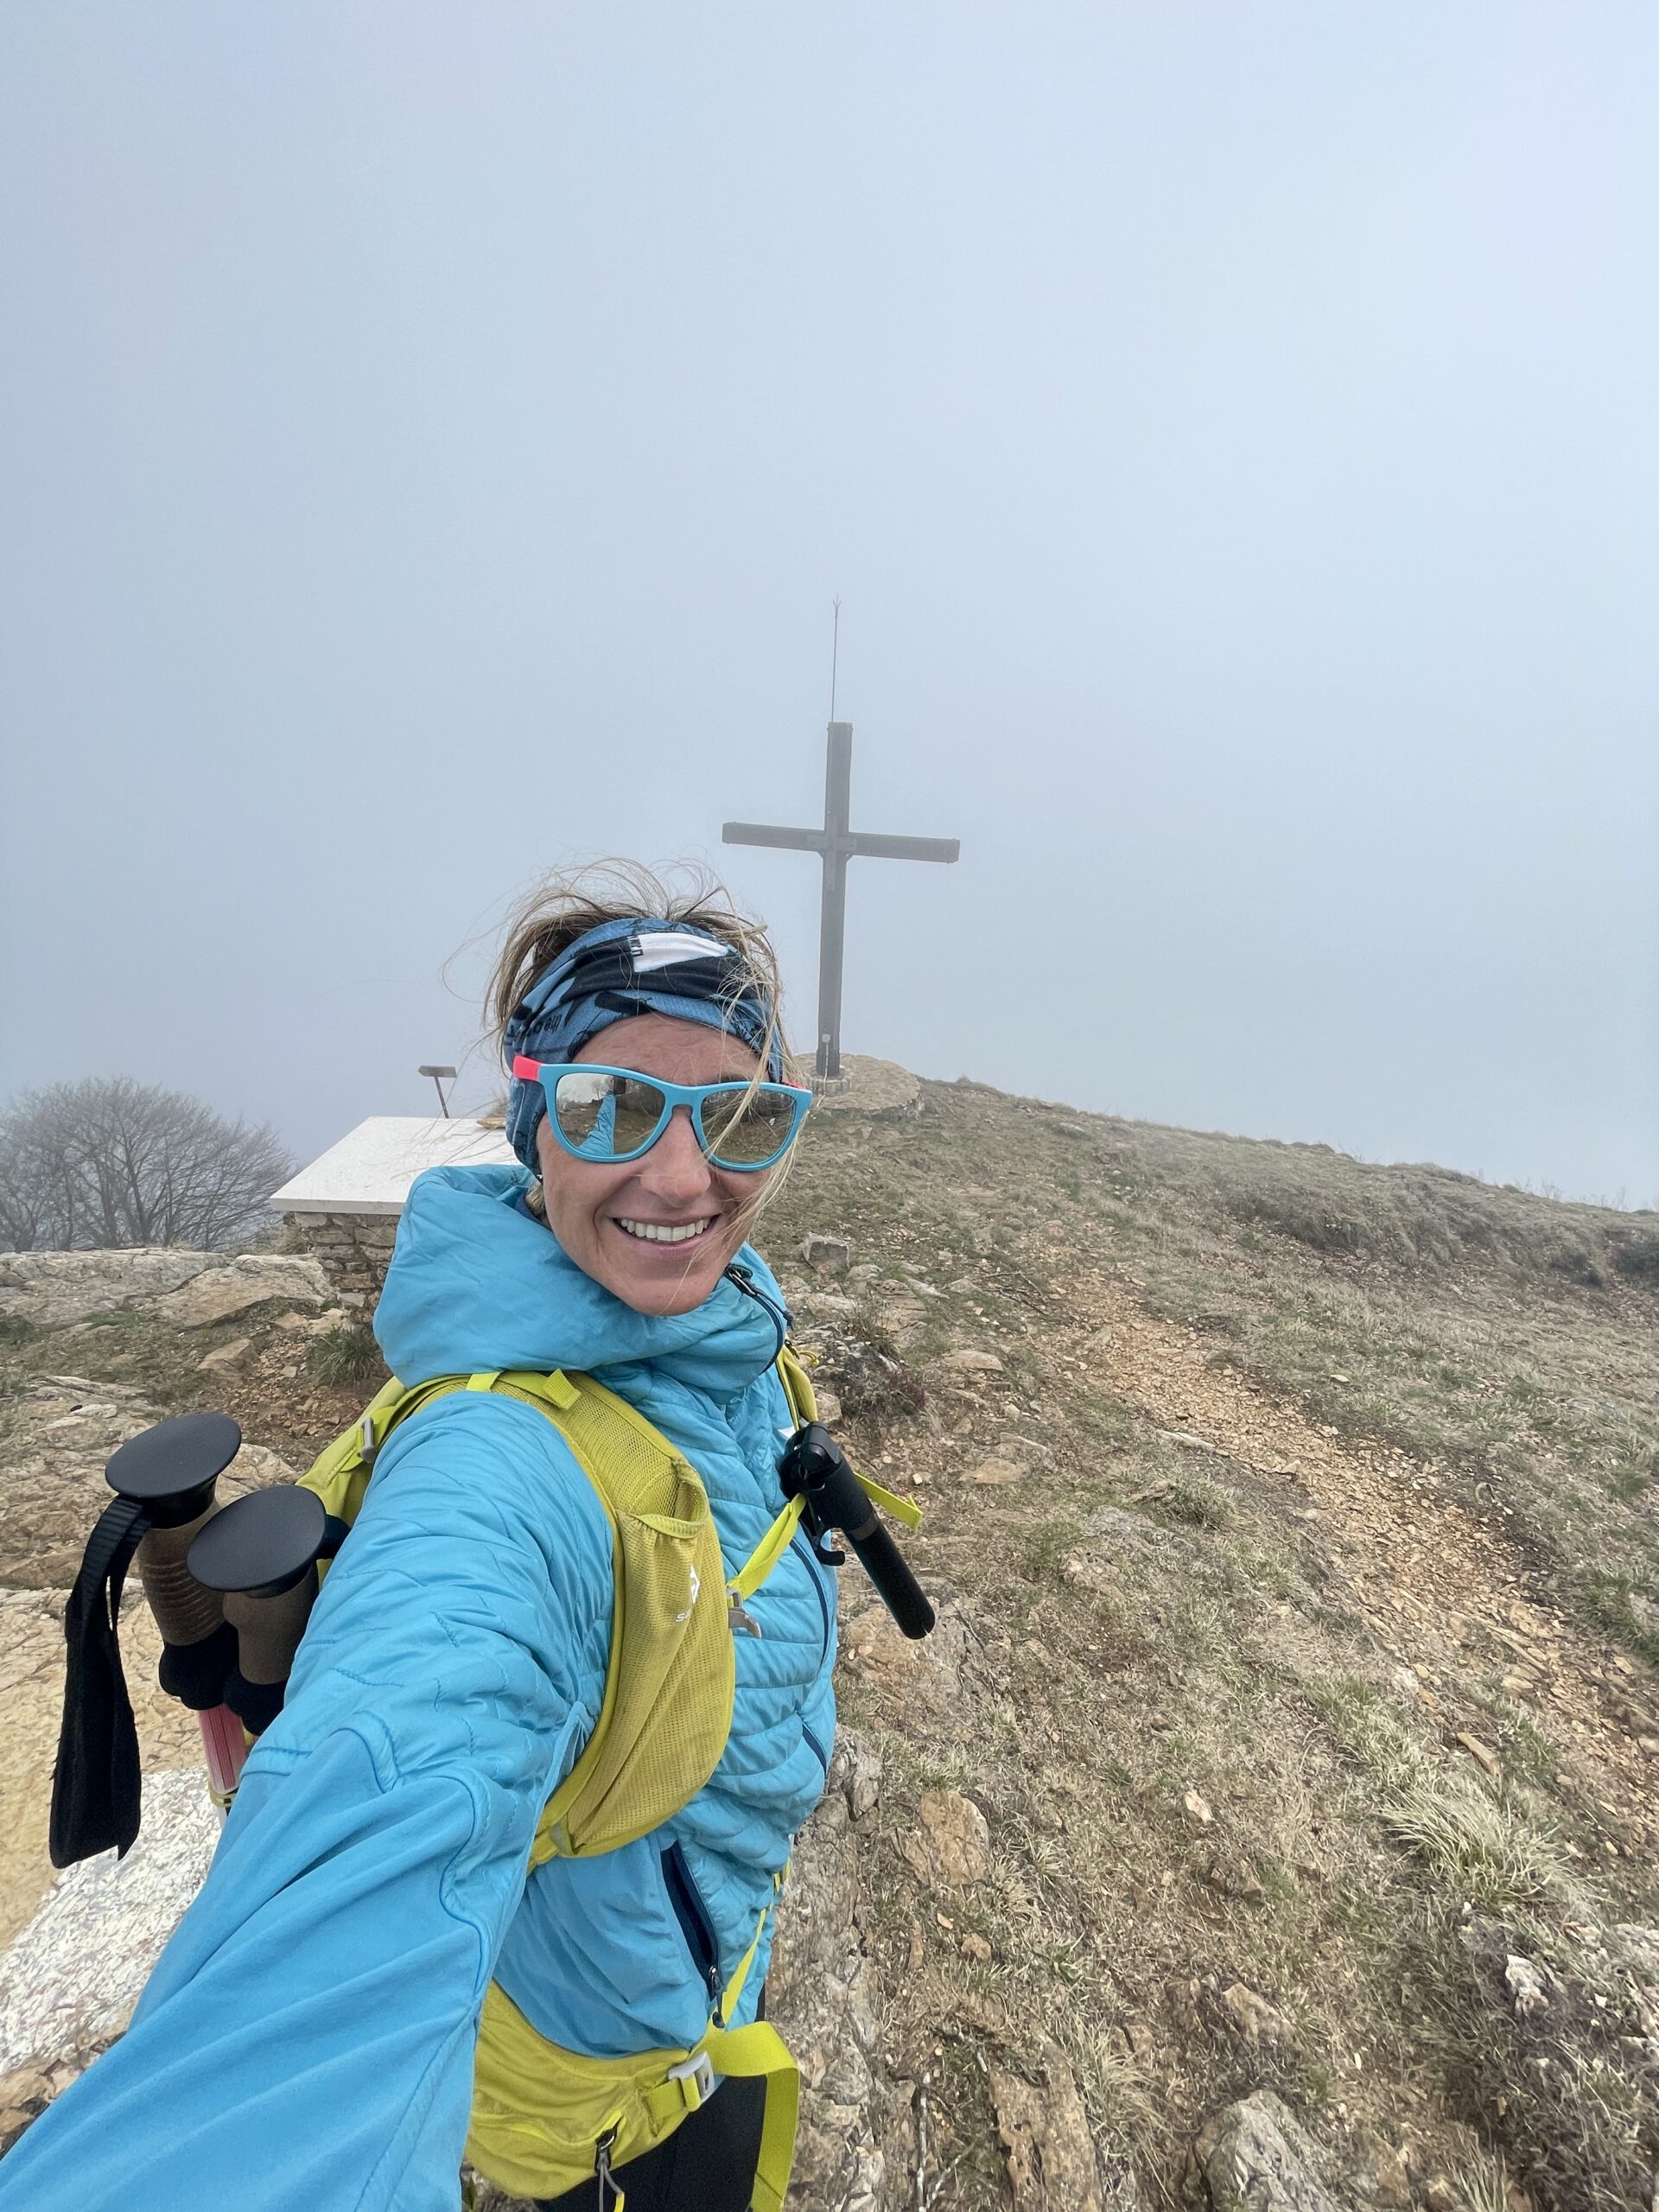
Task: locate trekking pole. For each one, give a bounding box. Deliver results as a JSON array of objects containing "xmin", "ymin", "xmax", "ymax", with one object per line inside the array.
[
  {"xmin": 52, "ymin": 1411, "xmax": 246, "ymax": 1866},
  {"xmin": 187, "ymin": 1485, "xmax": 329, "ymax": 1741},
  {"xmin": 779, "ymin": 1422, "xmax": 936, "ymax": 1639}
]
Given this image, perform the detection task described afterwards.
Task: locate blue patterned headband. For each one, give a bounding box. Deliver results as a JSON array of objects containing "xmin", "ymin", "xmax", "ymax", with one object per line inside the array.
[{"xmin": 502, "ymin": 916, "xmax": 784, "ymax": 1170}]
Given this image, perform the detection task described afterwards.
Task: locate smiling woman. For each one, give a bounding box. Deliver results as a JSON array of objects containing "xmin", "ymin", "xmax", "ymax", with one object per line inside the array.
[
  {"xmin": 0, "ymin": 864, "xmax": 838, "ymax": 2212},
  {"xmin": 490, "ymin": 862, "xmax": 811, "ymax": 1314},
  {"xmin": 521, "ymin": 1018, "xmax": 812, "ymax": 1315}
]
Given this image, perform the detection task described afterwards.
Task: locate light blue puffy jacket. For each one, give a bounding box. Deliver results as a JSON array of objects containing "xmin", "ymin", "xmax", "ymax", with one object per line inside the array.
[{"xmin": 0, "ymin": 1165, "xmax": 837, "ymax": 2212}]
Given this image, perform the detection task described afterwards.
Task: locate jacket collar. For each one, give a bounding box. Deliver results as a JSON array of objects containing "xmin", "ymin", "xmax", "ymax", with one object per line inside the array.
[{"xmin": 372, "ymin": 1164, "xmax": 787, "ymax": 1398}]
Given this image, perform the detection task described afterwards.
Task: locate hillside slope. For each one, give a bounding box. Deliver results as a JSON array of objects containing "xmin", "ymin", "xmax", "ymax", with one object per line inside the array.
[
  {"xmin": 760, "ymin": 1078, "xmax": 1659, "ymax": 2212},
  {"xmin": 1, "ymin": 1078, "xmax": 1655, "ymax": 2211}
]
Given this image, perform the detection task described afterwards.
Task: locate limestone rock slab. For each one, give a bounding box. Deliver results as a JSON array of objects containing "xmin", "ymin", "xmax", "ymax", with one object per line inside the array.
[
  {"xmin": 900, "ymin": 1788, "xmax": 991, "ymax": 1887},
  {"xmin": 1195, "ymin": 2092, "xmax": 1348, "ymax": 2212},
  {"xmin": 146, "ymin": 1254, "xmax": 326, "ymax": 1328},
  {"xmin": 809, "ymin": 1056, "xmax": 921, "ymax": 1118},
  {"xmin": 989, "ymin": 2037, "xmax": 1105, "ymax": 2212},
  {"xmin": 0, "ymin": 1586, "xmax": 208, "ymax": 1948},
  {"xmin": 0, "ymin": 1770, "xmax": 219, "ymax": 2078},
  {"xmin": 0, "ymin": 1252, "xmax": 215, "ymax": 1329},
  {"xmin": 767, "ymin": 1783, "xmax": 886, "ymax": 2212},
  {"xmin": 0, "ymin": 1249, "xmax": 327, "ymax": 1331}
]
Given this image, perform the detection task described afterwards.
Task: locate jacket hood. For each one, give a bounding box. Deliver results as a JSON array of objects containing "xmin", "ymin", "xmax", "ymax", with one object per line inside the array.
[{"xmin": 372, "ymin": 1164, "xmax": 790, "ymax": 1398}]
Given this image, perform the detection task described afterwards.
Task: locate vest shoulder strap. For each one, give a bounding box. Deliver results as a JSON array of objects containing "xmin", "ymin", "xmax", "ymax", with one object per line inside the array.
[{"xmin": 299, "ymin": 1353, "xmax": 813, "ymax": 1859}]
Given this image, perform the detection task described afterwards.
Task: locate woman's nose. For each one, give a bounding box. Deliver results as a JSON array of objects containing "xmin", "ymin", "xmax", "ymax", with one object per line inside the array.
[{"xmin": 637, "ymin": 1109, "xmax": 716, "ymax": 1201}]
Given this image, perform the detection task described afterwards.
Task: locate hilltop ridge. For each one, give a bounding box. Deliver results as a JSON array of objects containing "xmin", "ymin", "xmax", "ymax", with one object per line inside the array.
[{"xmin": 0, "ymin": 1075, "xmax": 1655, "ymax": 2210}]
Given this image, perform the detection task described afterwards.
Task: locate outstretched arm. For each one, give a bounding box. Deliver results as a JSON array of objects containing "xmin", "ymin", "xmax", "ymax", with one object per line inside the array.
[{"xmin": 0, "ymin": 1395, "xmax": 613, "ymax": 2212}]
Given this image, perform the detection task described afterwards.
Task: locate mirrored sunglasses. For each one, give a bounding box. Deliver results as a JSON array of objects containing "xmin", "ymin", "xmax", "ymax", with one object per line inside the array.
[{"xmin": 512, "ymin": 1058, "xmax": 812, "ymax": 1171}]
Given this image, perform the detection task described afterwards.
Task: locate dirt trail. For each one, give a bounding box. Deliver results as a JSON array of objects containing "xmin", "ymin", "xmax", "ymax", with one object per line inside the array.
[{"xmin": 1046, "ymin": 1272, "xmax": 1658, "ymax": 1861}]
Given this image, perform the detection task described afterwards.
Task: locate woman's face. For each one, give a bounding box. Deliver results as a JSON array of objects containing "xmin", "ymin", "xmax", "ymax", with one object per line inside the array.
[{"xmin": 533, "ymin": 1014, "xmax": 772, "ymax": 1316}]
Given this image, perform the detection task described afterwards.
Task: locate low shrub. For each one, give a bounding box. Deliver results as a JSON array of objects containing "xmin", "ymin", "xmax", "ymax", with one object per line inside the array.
[{"xmin": 1608, "ymin": 1229, "xmax": 1659, "ymax": 1284}]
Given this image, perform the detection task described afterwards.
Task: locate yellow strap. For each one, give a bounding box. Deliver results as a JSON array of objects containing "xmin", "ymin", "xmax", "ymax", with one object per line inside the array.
[
  {"xmin": 706, "ymin": 2023, "xmax": 799, "ymax": 2212},
  {"xmin": 634, "ymin": 1878, "xmax": 797, "ymax": 2210},
  {"xmin": 727, "ymin": 1496, "xmax": 806, "ymax": 1607},
  {"xmin": 775, "ymin": 1344, "xmax": 817, "ymax": 1427},
  {"xmin": 719, "ymin": 1868, "xmax": 779, "ymax": 2021},
  {"xmin": 779, "ymin": 1345, "xmax": 923, "ymax": 1531},
  {"xmin": 726, "ymin": 1467, "xmax": 921, "ymax": 1613},
  {"xmin": 466, "ymin": 1370, "xmax": 501, "ymax": 1392},
  {"xmin": 855, "ymin": 1471, "xmax": 923, "ymax": 1531},
  {"xmin": 638, "ymin": 1885, "xmax": 772, "ymax": 2134},
  {"xmin": 715, "ymin": 2024, "xmax": 798, "ymax": 2212},
  {"xmin": 498, "ymin": 1368, "xmax": 581, "ymax": 1410}
]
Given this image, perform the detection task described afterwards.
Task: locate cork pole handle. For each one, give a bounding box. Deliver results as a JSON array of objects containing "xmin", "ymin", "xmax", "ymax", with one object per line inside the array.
[
  {"xmin": 225, "ymin": 1578, "xmax": 317, "ymax": 1687},
  {"xmin": 137, "ymin": 1510, "xmax": 226, "ymax": 1648}
]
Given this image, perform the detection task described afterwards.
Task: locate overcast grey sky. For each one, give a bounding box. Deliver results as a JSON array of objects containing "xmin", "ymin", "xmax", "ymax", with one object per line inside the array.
[{"xmin": 2, "ymin": 3, "xmax": 1655, "ymax": 1203}]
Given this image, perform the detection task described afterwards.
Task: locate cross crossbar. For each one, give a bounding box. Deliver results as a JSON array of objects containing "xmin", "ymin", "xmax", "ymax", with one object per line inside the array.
[
  {"xmin": 721, "ymin": 823, "xmax": 826, "ymax": 855},
  {"xmin": 844, "ymin": 831, "xmax": 959, "ymax": 864},
  {"xmin": 723, "ymin": 719, "xmax": 959, "ymax": 1080}
]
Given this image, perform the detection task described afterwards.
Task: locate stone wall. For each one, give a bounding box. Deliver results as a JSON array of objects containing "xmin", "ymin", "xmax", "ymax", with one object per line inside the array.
[{"xmin": 283, "ymin": 1212, "xmax": 398, "ymax": 1313}]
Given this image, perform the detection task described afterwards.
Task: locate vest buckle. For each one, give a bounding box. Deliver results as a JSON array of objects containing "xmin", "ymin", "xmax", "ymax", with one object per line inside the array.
[{"xmin": 667, "ymin": 2050, "xmax": 716, "ymax": 2108}]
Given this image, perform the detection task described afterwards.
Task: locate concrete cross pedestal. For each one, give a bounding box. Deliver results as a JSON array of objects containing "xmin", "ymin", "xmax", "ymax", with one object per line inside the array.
[{"xmin": 724, "ymin": 721, "xmax": 959, "ymax": 1082}]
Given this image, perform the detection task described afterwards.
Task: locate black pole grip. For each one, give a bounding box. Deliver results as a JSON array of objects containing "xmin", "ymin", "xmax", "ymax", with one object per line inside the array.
[
  {"xmin": 52, "ymin": 1410, "xmax": 245, "ymax": 1866},
  {"xmin": 188, "ymin": 1486, "xmax": 328, "ymax": 1736},
  {"xmin": 836, "ymin": 1506, "xmax": 936, "ymax": 1641},
  {"xmin": 780, "ymin": 1424, "xmax": 936, "ymax": 1640}
]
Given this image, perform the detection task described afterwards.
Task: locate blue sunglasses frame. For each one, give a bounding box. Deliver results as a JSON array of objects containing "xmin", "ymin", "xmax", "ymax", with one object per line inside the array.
[{"xmin": 512, "ymin": 1058, "xmax": 813, "ymax": 1171}]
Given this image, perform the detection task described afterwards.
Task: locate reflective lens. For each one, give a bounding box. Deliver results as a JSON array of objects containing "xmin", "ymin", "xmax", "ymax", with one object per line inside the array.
[
  {"xmin": 546, "ymin": 1069, "xmax": 804, "ymax": 1166},
  {"xmin": 553, "ymin": 1071, "xmax": 668, "ymax": 1159},
  {"xmin": 699, "ymin": 1084, "xmax": 803, "ymax": 1166}
]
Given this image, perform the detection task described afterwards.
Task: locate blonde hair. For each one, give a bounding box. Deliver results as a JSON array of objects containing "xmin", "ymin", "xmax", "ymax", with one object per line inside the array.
[{"xmin": 485, "ymin": 861, "xmax": 802, "ymax": 1236}]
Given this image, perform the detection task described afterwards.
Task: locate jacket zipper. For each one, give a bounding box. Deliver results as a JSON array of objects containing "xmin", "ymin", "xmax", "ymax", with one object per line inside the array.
[
  {"xmin": 723, "ymin": 1265, "xmax": 832, "ymax": 1780},
  {"xmin": 790, "ymin": 1531, "xmax": 832, "ymax": 1670},
  {"xmin": 662, "ymin": 1841, "xmax": 721, "ymax": 2015},
  {"xmin": 721, "ymin": 1262, "xmax": 790, "ymax": 1360}
]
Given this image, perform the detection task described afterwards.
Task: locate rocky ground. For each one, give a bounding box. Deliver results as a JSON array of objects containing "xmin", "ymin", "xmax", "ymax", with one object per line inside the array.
[{"xmin": 1, "ymin": 1083, "xmax": 1656, "ymax": 2210}]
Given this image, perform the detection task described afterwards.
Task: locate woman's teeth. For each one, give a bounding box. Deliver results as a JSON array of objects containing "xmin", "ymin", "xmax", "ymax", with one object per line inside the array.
[{"xmin": 616, "ymin": 1216, "xmax": 715, "ymax": 1245}]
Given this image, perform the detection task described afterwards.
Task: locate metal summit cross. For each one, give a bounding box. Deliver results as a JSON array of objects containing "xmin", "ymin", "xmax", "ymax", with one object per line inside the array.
[{"xmin": 724, "ymin": 720, "xmax": 960, "ymax": 1081}]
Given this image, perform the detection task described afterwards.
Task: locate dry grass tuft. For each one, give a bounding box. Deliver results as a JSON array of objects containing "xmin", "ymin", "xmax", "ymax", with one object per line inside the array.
[
  {"xmin": 1449, "ymin": 2147, "xmax": 1516, "ymax": 2212},
  {"xmin": 1384, "ymin": 1780, "xmax": 1573, "ymax": 1912}
]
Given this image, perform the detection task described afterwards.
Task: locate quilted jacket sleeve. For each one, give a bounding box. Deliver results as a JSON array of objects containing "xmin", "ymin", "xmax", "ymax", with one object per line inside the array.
[{"xmin": 0, "ymin": 1395, "xmax": 613, "ymax": 2212}]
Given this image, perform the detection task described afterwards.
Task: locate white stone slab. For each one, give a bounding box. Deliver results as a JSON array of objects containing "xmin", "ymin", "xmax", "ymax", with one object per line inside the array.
[
  {"xmin": 0, "ymin": 1769, "xmax": 220, "ymax": 2078},
  {"xmin": 269, "ymin": 1116, "xmax": 516, "ymax": 1219}
]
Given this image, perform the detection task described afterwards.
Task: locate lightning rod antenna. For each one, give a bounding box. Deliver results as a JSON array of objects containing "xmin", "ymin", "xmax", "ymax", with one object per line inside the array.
[{"xmin": 829, "ymin": 597, "xmax": 841, "ymax": 721}]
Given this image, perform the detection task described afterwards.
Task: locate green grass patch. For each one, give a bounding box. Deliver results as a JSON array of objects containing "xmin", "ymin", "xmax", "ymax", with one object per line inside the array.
[
  {"xmin": 1016, "ymin": 1517, "xmax": 1076, "ymax": 1587},
  {"xmin": 1156, "ymin": 1475, "xmax": 1236, "ymax": 1531},
  {"xmin": 307, "ymin": 1326, "xmax": 383, "ymax": 1387},
  {"xmin": 1578, "ymin": 1571, "xmax": 1659, "ymax": 1670}
]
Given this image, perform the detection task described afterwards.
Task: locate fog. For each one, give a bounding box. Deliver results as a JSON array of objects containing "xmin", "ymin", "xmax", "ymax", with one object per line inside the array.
[{"xmin": 3, "ymin": 4, "xmax": 1655, "ymax": 1202}]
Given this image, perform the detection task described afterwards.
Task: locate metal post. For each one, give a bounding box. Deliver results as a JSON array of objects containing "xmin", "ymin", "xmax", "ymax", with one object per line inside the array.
[
  {"xmin": 417, "ymin": 1066, "xmax": 456, "ymax": 1118},
  {"xmin": 817, "ymin": 723, "xmax": 853, "ymax": 1079}
]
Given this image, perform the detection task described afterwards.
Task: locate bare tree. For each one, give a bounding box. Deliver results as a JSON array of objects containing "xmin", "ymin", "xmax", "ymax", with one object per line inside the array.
[{"xmin": 0, "ymin": 1078, "xmax": 296, "ymax": 1252}]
